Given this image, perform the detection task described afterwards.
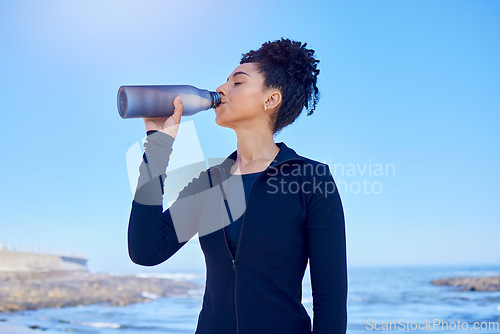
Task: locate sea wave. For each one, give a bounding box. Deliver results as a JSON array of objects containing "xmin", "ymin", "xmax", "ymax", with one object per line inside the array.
[
  {"xmin": 135, "ymin": 272, "xmax": 203, "ymax": 282},
  {"xmin": 187, "ymin": 288, "xmax": 204, "ymax": 296},
  {"xmin": 76, "ymin": 321, "xmax": 123, "ymax": 329},
  {"xmin": 451, "ymin": 270, "xmax": 500, "ymax": 277},
  {"xmin": 141, "ymin": 291, "xmax": 160, "ymax": 300}
]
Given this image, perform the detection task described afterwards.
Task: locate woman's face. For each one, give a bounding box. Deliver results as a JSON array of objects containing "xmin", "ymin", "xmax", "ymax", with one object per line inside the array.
[{"xmin": 215, "ymin": 62, "xmax": 274, "ymax": 130}]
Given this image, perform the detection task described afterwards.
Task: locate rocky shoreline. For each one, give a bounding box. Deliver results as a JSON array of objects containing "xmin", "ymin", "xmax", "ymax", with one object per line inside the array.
[
  {"xmin": 0, "ymin": 270, "xmax": 203, "ymax": 313},
  {"xmin": 431, "ymin": 276, "xmax": 500, "ymax": 291}
]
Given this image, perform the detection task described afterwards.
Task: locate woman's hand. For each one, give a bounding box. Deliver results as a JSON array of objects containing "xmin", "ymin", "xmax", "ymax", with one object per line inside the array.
[{"xmin": 142, "ymin": 96, "xmax": 184, "ymax": 139}]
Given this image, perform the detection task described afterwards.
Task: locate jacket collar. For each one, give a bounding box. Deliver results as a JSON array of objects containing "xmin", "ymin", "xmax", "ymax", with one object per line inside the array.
[{"xmin": 212, "ymin": 142, "xmax": 305, "ymax": 181}]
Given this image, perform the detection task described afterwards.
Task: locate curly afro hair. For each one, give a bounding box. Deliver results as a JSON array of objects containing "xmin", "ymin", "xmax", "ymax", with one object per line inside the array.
[{"xmin": 240, "ymin": 38, "xmax": 320, "ymax": 136}]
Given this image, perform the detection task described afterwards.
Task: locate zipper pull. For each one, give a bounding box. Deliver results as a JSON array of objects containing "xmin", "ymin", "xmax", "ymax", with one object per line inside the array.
[{"xmin": 232, "ymin": 259, "xmax": 237, "ymax": 271}]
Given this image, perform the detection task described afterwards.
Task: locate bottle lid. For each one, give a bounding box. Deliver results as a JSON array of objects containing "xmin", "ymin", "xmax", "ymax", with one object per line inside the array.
[{"xmin": 210, "ymin": 92, "xmax": 221, "ymax": 109}]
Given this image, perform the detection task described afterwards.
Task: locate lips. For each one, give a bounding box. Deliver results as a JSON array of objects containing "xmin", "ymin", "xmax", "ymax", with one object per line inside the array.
[{"xmin": 216, "ymin": 102, "xmax": 225, "ymax": 111}]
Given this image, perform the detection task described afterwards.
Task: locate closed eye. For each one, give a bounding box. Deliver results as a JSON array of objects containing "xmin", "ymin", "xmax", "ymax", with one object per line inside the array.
[{"xmin": 234, "ymin": 82, "xmax": 242, "ymax": 86}]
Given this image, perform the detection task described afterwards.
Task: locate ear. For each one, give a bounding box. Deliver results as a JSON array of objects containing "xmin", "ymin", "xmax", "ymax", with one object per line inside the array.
[{"xmin": 265, "ymin": 89, "xmax": 282, "ymax": 112}]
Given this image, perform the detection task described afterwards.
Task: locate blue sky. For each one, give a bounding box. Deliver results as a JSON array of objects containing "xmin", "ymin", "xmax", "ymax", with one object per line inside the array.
[{"xmin": 0, "ymin": 0, "xmax": 498, "ymax": 274}]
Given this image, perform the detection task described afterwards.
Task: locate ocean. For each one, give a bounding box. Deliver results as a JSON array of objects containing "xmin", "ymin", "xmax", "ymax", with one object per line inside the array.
[{"xmin": 1, "ymin": 264, "xmax": 499, "ymax": 333}]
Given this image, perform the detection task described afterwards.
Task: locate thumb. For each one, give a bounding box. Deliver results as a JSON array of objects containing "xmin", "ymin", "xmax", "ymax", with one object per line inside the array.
[{"xmin": 173, "ymin": 96, "xmax": 184, "ymax": 121}]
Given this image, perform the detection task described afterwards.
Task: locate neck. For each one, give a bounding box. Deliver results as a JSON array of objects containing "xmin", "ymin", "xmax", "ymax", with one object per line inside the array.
[{"xmin": 232, "ymin": 128, "xmax": 279, "ymax": 173}]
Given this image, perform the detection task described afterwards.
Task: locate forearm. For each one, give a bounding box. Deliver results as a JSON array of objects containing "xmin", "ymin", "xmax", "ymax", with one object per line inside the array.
[
  {"xmin": 133, "ymin": 130, "xmax": 174, "ymax": 206},
  {"xmin": 310, "ymin": 224, "xmax": 347, "ymax": 334},
  {"xmin": 128, "ymin": 130, "xmax": 185, "ymax": 265}
]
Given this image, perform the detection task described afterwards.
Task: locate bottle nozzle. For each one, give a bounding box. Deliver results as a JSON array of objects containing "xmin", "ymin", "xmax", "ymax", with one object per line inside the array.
[{"xmin": 210, "ymin": 92, "xmax": 221, "ymax": 109}]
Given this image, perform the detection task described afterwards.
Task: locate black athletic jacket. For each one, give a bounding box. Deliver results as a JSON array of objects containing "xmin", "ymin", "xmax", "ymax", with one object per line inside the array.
[{"xmin": 127, "ymin": 130, "xmax": 348, "ymax": 334}]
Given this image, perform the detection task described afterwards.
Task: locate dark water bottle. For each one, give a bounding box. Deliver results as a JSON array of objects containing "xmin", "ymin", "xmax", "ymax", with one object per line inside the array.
[{"xmin": 117, "ymin": 85, "xmax": 221, "ymax": 118}]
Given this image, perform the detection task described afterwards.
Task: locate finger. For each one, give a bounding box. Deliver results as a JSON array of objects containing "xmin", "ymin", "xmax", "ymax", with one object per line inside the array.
[
  {"xmin": 172, "ymin": 96, "xmax": 184, "ymax": 121},
  {"xmin": 174, "ymin": 96, "xmax": 183, "ymax": 112}
]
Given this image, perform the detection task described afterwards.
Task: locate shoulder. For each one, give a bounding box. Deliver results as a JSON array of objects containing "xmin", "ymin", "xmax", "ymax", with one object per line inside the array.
[
  {"xmin": 286, "ymin": 156, "xmax": 339, "ymax": 203},
  {"xmin": 299, "ymin": 156, "xmax": 330, "ymax": 169},
  {"xmin": 285, "ymin": 156, "xmax": 332, "ymax": 179},
  {"xmin": 284, "ymin": 144, "xmax": 331, "ymax": 174}
]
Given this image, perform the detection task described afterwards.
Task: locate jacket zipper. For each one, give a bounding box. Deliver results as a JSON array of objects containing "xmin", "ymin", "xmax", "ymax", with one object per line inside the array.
[
  {"xmin": 219, "ymin": 158, "xmax": 303, "ymax": 334},
  {"xmin": 218, "ymin": 173, "xmax": 240, "ymax": 334},
  {"xmin": 221, "ymin": 198, "xmax": 239, "ymax": 334},
  {"xmin": 221, "ymin": 170, "xmax": 263, "ymax": 334}
]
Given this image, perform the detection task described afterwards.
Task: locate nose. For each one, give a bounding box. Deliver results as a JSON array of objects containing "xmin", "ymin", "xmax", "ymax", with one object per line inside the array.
[{"xmin": 216, "ymin": 82, "xmax": 227, "ymax": 97}]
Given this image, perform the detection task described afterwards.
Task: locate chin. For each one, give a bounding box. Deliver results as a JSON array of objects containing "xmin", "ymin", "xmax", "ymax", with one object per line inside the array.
[
  {"xmin": 215, "ymin": 112, "xmax": 230, "ymax": 128},
  {"xmin": 215, "ymin": 115, "xmax": 227, "ymax": 128},
  {"xmin": 215, "ymin": 110, "xmax": 243, "ymax": 130}
]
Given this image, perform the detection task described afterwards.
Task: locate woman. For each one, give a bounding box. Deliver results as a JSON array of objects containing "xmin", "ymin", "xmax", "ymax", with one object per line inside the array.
[{"xmin": 128, "ymin": 38, "xmax": 347, "ymax": 334}]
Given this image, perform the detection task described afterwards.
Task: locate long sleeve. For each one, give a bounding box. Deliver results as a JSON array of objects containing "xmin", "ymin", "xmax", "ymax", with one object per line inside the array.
[
  {"xmin": 127, "ymin": 130, "xmax": 199, "ymax": 266},
  {"xmin": 133, "ymin": 130, "xmax": 174, "ymax": 206},
  {"xmin": 306, "ymin": 164, "xmax": 348, "ymax": 334}
]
